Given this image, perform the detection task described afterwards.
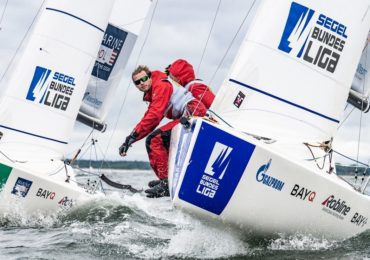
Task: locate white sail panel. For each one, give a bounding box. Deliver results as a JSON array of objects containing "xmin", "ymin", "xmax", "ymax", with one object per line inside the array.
[
  {"xmin": 0, "ymin": 0, "xmax": 115, "ymax": 160},
  {"xmin": 351, "ymin": 32, "xmax": 370, "ymax": 94},
  {"xmin": 78, "ymin": 0, "xmax": 152, "ymax": 127},
  {"xmin": 212, "ymin": 0, "xmax": 370, "ymax": 141},
  {"xmin": 79, "ymin": 24, "xmax": 137, "ymax": 121}
]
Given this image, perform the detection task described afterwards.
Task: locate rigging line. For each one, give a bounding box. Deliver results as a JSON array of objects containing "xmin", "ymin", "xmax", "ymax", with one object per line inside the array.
[
  {"xmin": 333, "ymin": 150, "xmax": 369, "ymax": 167},
  {"xmin": 0, "ymin": 0, "xmax": 9, "ymax": 29},
  {"xmin": 208, "ymin": 0, "xmax": 257, "ymax": 87},
  {"xmin": 196, "ymin": 0, "xmax": 222, "ymax": 75},
  {"xmin": 337, "ymin": 106, "xmax": 355, "ymax": 130},
  {"xmin": 355, "ymin": 104, "xmax": 363, "ymax": 169},
  {"xmin": 0, "ymin": 0, "xmax": 45, "ymax": 85},
  {"xmin": 98, "ymin": 0, "xmax": 159, "ymax": 170},
  {"xmin": 190, "ymin": 0, "xmax": 221, "ymax": 118}
]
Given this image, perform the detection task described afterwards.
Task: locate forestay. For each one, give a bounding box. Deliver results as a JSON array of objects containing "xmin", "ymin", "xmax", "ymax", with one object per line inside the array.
[
  {"xmin": 0, "ymin": 0, "xmax": 114, "ymax": 160},
  {"xmin": 78, "ymin": 0, "xmax": 152, "ymax": 129},
  {"xmin": 211, "ymin": 0, "xmax": 370, "ymax": 142}
]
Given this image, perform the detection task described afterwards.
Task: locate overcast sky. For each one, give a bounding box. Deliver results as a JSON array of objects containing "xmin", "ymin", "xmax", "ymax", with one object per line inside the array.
[{"xmin": 0, "ymin": 0, "xmax": 369, "ymax": 166}]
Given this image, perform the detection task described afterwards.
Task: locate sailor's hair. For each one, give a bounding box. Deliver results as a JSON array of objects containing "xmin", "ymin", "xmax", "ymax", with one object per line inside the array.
[{"xmin": 132, "ymin": 65, "xmax": 151, "ymax": 78}]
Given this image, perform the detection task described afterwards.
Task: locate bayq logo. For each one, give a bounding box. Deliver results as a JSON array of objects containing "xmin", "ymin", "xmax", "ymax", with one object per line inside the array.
[
  {"xmin": 178, "ymin": 121, "xmax": 255, "ymax": 215},
  {"xmin": 26, "ymin": 66, "xmax": 76, "ymax": 111},
  {"xmin": 278, "ymin": 2, "xmax": 348, "ymax": 73}
]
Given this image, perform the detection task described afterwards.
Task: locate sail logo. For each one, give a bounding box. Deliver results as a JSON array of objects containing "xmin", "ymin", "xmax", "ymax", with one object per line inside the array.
[
  {"xmin": 26, "ymin": 66, "xmax": 76, "ymax": 111},
  {"xmin": 278, "ymin": 2, "xmax": 348, "ymax": 73},
  {"xmin": 92, "ymin": 23, "xmax": 128, "ymax": 81},
  {"xmin": 11, "ymin": 177, "xmax": 33, "ymax": 198},
  {"xmin": 256, "ymin": 159, "xmax": 284, "ymax": 191},
  {"xmin": 196, "ymin": 142, "xmax": 233, "ymax": 199},
  {"xmin": 321, "ymin": 195, "xmax": 351, "ymax": 220}
]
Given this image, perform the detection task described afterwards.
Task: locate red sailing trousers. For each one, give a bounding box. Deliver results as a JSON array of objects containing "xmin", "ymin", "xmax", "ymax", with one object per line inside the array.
[{"xmin": 145, "ymin": 100, "xmax": 207, "ymax": 179}]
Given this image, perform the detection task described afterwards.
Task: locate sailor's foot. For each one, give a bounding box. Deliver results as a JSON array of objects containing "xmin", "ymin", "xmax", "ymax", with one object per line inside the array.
[
  {"xmin": 145, "ymin": 179, "xmax": 169, "ymax": 198},
  {"xmin": 147, "ymin": 179, "xmax": 161, "ymax": 188}
]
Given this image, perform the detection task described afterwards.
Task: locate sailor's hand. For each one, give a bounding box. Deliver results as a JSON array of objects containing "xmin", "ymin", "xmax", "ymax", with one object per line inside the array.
[{"xmin": 119, "ymin": 131, "xmax": 138, "ymax": 156}]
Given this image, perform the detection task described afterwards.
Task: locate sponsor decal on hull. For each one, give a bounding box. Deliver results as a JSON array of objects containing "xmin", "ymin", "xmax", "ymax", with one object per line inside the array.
[
  {"xmin": 351, "ymin": 212, "xmax": 367, "ymax": 227},
  {"xmin": 178, "ymin": 121, "xmax": 255, "ymax": 215},
  {"xmin": 290, "ymin": 184, "xmax": 316, "ymax": 202},
  {"xmin": 58, "ymin": 196, "xmax": 73, "ymax": 209},
  {"xmin": 36, "ymin": 188, "xmax": 56, "ymax": 200},
  {"xmin": 278, "ymin": 2, "xmax": 348, "ymax": 73},
  {"xmin": 11, "ymin": 177, "xmax": 33, "ymax": 198},
  {"xmin": 26, "ymin": 66, "xmax": 76, "ymax": 111},
  {"xmin": 256, "ymin": 159, "xmax": 284, "ymax": 191},
  {"xmin": 321, "ymin": 195, "xmax": 351, "ymax": 220}
]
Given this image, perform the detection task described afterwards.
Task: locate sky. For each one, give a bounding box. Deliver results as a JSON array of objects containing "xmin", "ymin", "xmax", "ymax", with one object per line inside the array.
[{"xmin": 0, "ymin": 0, "xmax": 369, "ymax": 166}]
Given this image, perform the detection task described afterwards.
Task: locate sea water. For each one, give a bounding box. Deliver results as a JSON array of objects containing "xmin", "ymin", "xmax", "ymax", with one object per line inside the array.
[{"xmin": 0, "ymin": 170, "xmax": 370, "ymax": 259}]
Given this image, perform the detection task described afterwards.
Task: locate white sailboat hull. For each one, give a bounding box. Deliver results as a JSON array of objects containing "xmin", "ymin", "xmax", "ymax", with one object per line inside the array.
[
  {"xmin": 168, "ymin": 119, "xmax": 370, "ymax": 239},
  {"xmin": 0, "ymin": 159, "xmax": 90, "ymax": 214}
]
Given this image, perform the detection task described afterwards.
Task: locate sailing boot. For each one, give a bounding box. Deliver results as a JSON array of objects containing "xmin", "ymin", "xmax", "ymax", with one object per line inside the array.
[
  {"xmin": 145, "ymin": 179, "xmax": 169, "ymax": 198},
  {"xmin": 147, "ymin": 179, "xmax": 161, "ymax": 188}
]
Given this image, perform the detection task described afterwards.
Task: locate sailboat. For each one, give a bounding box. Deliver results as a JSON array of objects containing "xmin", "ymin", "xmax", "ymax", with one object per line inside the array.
[
  {"xmin": 0, "ymin": 0, "xmax": 151, "ymax": 213},
  {"xmin": 168, "ymin": 0, "xmax": 370, "ymax": 239}
]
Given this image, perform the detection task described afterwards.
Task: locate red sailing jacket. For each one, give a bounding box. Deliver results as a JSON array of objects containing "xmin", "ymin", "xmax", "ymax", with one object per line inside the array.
[
  {"xmin": 168, "ymin": 59, "xmax": 215, "ymax": 109},
  {"xmin": 133, "ymin": 71, "xmax": 173, "ymax": 141}
]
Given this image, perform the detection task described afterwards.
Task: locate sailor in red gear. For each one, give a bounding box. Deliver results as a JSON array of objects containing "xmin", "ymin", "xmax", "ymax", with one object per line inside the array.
[
  {"xmin": 119, "ymin": 65, "xmax": 206, "ymax": 197},
  {"xmin": 167, "ymin": 59, "xmax": 215, "ymax": 108}
]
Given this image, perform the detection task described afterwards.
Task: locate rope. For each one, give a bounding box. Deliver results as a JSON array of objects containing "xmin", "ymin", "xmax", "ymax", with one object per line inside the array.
[
  {"xmin": 208, "ymin": 0, "xmax": 257, "ymax": 87},
  {"xmin": 191, "ymin": 0, "xmax": 256, "ymax": 118},
  {"xmin": 196, "ymin": 0, "xmax": 222, "ymax": 75}
]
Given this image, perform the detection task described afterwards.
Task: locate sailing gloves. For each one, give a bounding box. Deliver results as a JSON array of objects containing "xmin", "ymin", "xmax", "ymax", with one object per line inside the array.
[
  {"xmin": 145, "ymin": 178, "xmax": 169, "ymax": 198},
  {"xmin": 119, "ymin": 131, "xmax": 138, "ymax": 156}
]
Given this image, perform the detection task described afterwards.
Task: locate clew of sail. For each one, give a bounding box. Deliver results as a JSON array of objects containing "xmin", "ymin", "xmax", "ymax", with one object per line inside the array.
[
  {"xmin": 0, "ymin": 0, "xmax": 115, "ymax": 160},
  {"xmin": 77, "ymin": 0, "xmax": 152, "ymax": 131},
  {"xmin": 211, "ymin": 0, "xmax": 370, "ymax": 142}
]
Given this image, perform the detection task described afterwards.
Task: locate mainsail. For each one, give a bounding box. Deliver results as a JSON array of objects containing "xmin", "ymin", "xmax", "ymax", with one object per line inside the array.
[
  {"xmin": 211, "ymin": 0, "xmax": 370, "ymax": 142},
  {"xmin": 0, "ymin": 0, "xmax": 115, "ymax": 160},
  {"xmin": 77, "ymin": 0, "xmax": 152, "ymax": 131}
]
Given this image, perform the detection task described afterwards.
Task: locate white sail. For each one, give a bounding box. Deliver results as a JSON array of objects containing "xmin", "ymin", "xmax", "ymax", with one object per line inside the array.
[
  {"xmin": 0, "ymin": 0, "xmax": 115, "ymax": 160},
  {"xmin": 78, "ymin": 0, "xmax": 152, "ymax": 129},
  {"xmin": 211, "ymin": 0, "xmax": 370, "ymax": 141},
  {"xmin": 352, "ymin": 32, "xmax": 370, "ymax": 94}
]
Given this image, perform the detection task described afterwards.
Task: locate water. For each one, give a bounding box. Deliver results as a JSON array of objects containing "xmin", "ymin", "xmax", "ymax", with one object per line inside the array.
[{"xmin": 1, "ymin": 170, "xmax": 370, "ymax": 260}]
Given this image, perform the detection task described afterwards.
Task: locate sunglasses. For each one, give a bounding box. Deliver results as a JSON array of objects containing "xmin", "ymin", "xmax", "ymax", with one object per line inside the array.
[{"xmin": 134, "ymin": 75, "xmax": 150, "ymax": 85}]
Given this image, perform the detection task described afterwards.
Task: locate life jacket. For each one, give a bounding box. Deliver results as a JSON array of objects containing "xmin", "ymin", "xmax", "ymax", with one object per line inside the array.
[
  {"xmin": 164, "ymin": 77, "xmax": 194, "ymax": 119},
  {"xmin": 184, "ymin": 79, "xmax": 204, "ymax": 90}
]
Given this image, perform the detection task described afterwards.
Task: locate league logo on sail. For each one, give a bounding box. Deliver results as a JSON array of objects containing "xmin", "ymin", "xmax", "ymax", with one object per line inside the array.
[
  {"xmin": 278, "ymin": 2, "xmax": 348, "ymax": 73},
  {"xmin": 26, "ymin": 66, "xmax": 76, "ymax": 111}
]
